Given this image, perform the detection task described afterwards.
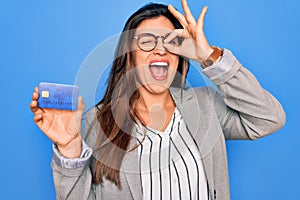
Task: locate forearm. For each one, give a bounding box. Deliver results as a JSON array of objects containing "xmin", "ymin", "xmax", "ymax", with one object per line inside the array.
[
  {"xmin": 52, "ymin": 140, "xmax": 95, "ymax": 200},
  {"xmin": 203, "ymin": 49, "xmax": 286, "ymax": 139}
]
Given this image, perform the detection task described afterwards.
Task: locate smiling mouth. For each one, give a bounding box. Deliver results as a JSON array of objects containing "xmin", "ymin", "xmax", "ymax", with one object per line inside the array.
[{"xmin": 149, "ymin": 62, "xmax": 169, "ymax": 80}]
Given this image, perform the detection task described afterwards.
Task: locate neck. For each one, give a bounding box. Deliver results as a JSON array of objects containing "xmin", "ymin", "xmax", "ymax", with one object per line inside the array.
[
  {"xmin": 135, "ymin": 88, "xmax": 176, "ymax": 132},
  {"xmin": 137, "ymin": 88, "xmax": 174, "ymax": 111}
]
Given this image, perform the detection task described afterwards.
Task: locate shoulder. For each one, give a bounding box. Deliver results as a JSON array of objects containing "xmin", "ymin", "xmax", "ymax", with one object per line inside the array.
[
  {"xmin": 84, "ymin": 106, "xmax": 99, "ymax": 124},
  {"xmin": 185, "ymin": 86, "xmax": 217, "ymax": 96},
  {"xmin": 82, "ymin": 105, "xmax": 101, "ymax": 147}
]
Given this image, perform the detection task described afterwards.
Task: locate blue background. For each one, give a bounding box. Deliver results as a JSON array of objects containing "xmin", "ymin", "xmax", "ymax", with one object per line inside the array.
[{"xmin": 1, "ymin": 0, "xmax": 299, "ymax": 199}]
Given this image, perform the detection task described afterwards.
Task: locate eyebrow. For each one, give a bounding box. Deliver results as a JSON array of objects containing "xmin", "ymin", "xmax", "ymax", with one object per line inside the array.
[{"xmin": 135, "ymin": 32, "xmax": 172, "ymax": 37}]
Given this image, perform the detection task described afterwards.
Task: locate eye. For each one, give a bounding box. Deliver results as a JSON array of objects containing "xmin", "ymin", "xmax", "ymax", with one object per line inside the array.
[
  {"xmin": 140, "ymin": 40, "xmax": 153, "ymax": 44},
  {"xmin": 166, "ymin": 37, "xmax": 179, "ymax": 46},
  {"xmin": 139, "ymin": 35, "xmax": 155, "ymax": 45}
]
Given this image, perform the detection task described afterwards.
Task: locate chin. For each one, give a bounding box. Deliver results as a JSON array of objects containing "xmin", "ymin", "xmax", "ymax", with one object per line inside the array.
[{"xmin": 143, "ymin": 82, "xmax": 171, "ymax": 95}]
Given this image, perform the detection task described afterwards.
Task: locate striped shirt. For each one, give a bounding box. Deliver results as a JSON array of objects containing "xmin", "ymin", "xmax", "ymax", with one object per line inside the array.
[{"xmin": 135, "ymin": 108, "xmax": 209, "ymax": 200}]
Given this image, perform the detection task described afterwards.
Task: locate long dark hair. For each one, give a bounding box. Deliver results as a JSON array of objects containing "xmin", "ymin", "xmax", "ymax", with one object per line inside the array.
[{"xmin": 89, "ymin": 3, "xmax": 189, "ymax": 188}]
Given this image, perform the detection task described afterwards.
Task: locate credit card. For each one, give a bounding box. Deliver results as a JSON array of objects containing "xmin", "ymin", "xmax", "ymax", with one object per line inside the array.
[{"xmin": 38, "ymin": 82, "xmax": 79, "ymax": 110}]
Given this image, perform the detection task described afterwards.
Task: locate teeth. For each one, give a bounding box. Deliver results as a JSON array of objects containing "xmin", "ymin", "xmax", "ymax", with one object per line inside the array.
[{"xmin": 150, "ymin": 62, "xmax": 168, "ymax": 67}]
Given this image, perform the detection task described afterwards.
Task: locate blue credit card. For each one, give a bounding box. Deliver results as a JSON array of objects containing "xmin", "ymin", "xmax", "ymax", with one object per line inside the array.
[{"xmin": 38, "ymin": 82, "xmax": 79, "ymax": 110}]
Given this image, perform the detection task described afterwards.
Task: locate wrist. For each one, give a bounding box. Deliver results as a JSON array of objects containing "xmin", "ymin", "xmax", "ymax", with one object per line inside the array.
[
  {"xmin": 201, "ymin": 46, "xmax": 224, "ymax": 68},
  {"xmin": 205, "ymin": 47, "xmax": 214, "ymax": 58},
  {"xmin": 57, "ymin": 136, "xmax": 82, "ymax": 158}
]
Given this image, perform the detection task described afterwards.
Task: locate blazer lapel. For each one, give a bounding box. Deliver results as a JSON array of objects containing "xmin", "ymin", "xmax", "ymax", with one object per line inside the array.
[
  {"xmin": 170, "ymin": 87, "xmax": 211, "ymax": 150},
  {"xmin": 170, "ymin": 87, "xmax": 215, "ymax": 197}
]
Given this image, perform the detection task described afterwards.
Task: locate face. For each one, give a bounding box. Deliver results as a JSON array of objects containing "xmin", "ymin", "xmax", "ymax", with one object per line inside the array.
[{"xmin": 131, "ymin": 16, "xmax": 180, "ymax": 95}]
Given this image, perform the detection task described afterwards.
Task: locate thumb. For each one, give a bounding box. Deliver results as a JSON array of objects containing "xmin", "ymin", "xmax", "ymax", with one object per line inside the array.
[
  {"xmin": 73, "ymin": 96, "xmax": 85, "ymax": 133},
  {"xmin": 77, "ymin": 96, "xmax": 85, "ymax": 112}
]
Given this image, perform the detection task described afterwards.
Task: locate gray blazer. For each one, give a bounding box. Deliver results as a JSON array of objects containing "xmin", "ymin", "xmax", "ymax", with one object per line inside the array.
[{"xmin": 51, "ymin": 50, "xmax": 285, "ymax": 200}]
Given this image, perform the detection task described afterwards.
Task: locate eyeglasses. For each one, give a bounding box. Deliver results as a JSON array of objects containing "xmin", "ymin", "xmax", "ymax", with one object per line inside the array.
[{"xmin": 133, "ymin": 33, "xmax": 183, "ymax": 52}]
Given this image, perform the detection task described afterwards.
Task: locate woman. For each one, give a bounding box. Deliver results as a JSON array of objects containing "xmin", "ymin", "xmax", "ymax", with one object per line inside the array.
[{"xmin": 30, "ymin": 1, "xmax": 285, "ymax": 199}]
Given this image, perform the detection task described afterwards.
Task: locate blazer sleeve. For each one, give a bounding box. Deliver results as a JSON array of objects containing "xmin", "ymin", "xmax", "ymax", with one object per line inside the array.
[
  {"xmin": 51, "ymin": 108, "xmax": 99, "ymax": 200},
  {"xmin": 203, "ymin": 49, "xmax": 286, "ymax": 140}
]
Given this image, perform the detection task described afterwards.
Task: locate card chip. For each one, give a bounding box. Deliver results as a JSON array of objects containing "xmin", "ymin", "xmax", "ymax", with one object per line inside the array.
[{"xmin": 41, "ymin": 90, "xmax": 50, "ymax": 98}]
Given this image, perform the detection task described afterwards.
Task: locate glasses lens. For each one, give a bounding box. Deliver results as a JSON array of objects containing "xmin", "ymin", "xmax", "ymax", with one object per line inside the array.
[
  {"xmin": 165, "ymin": 37, "xmax": 180, "ymax": 46},
  {"xmin": 164, "ymin": 33, "xmax": 182, "ymax": 47},
  {"xmin": 137, "ymin": 34, "xmax": 156, "ymax": 51}
]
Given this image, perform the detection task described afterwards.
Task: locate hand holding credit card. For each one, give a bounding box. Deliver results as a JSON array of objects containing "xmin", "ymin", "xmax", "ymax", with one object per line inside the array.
[{"xmin": 38, "ymin": 82, "xmax": 79, "ymax": 110}]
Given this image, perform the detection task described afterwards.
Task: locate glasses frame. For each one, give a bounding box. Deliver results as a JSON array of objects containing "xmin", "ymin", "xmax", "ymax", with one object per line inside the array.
[{"xmin": 133, "ymin": 32, "xmax": 182, "ymax": 52}]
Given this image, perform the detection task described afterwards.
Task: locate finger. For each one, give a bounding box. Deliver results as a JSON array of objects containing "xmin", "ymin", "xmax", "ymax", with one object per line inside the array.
[
  {"xmin": 30, "ymin": 100, "xmax": 37, "ymax": 112},
  {"xmin": 164, "ymin": 29, "xmax": 189, "ymax": 43},
  {"xmin": 168, "ymin": 4, "xmax": 188, "ymax": 28},
  {"xmin": 34, "ymin": 113, "xmax": 42, "ymax": 122},
  {"xmin": 33, "ymin": 113, "xmax": 43, "ymax": 128},
  {"xmin": 30, "ymin": 89, "xmax": 45, "ymax": 115},
  {"xmin": 164, "ymin": 43, "xmax": 183, "ymax": 56},
  {"xmin": 30, "ymin": 99, "xmax": 43, "ymax": 114},
  {"xmin": 31, "ymin": 87, "xmax": 40, "ymax": 110},
  {"xmin": 32, "ymin": 91, "xmax": 39, "ymax": 101},
  {"xmin": 181, "ymin": 0, "xmax": 196, "ymax": 25},
  {"xmin": 197, "ymin": 6, "xmax": 208, "ymax": 30},
  {"xmin": 32, "ymin": 86, "xmax": 39, "ymax": 100}
]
